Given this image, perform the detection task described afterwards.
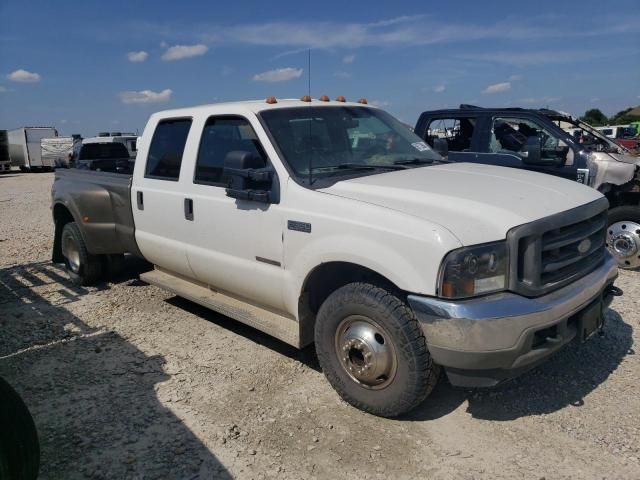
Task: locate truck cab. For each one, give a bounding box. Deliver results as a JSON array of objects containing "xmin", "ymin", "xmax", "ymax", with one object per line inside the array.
[{"xmin": 416, "ymin": 105, "xmax": 640, "ymax": 269}]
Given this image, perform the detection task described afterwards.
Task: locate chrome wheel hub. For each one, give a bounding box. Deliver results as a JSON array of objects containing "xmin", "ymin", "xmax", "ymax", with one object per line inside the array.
[
  {"xmin": 334, "ymin": 316, "xmax": 397, "ymax": 389},
  {"xmin": 61, "ymin": 232, "xmax": 81, "ymax": 273},
  {"xmin": 607, "ymin": 221, "xmax": 640, "ymax": 269}
]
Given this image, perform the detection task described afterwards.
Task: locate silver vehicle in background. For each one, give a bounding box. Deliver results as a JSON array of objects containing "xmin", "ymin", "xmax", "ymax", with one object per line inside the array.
[{"xmin": 8, "ymin": 127, "xmax": 58, "ymax": 172}]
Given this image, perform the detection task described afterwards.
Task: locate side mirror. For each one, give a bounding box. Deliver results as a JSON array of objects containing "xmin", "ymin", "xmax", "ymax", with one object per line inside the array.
[
  {"xmin": 223, "ymin": 151, "xmax": 275, "ymax": 203},
  {"xmin": 433, "ymin": 137, "xmax": 448, "ymax": 157},
  {"xmin": 521, "ymin": 136, "xmax": 542, "ymax": 165}
]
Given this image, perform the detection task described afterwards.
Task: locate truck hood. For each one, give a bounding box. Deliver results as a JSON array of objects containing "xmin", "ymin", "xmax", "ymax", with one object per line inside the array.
[{"xmin": 320, "ymin": 163, "xmax": 603, "ymax": 246}]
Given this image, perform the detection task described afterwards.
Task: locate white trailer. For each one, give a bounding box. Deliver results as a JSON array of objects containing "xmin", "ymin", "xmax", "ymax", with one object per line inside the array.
[
  {"xmin": 41, "ymin": 136, "xmax": 80, "ymax": 168},
  {"xmin": 8, "ymin": 127, "xmax": 58, "ymax": 171}
]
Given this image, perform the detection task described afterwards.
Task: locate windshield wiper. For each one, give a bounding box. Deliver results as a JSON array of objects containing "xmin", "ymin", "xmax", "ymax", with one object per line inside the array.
[
  {"xmin": 393, "ymin": 158, "xmax": 435, "ymax": 166},
  {"xmin": 312, "ymin": 163, "xmax": 406, "ymax": 172}
]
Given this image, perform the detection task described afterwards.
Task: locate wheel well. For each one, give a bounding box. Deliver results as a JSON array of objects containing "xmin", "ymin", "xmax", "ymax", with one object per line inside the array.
[
  {"xmin": 298, "ymin": 262, "xmax": 401, "ymax": 347},
  {"xmin": 52, "ymin": 204, "xmax": 75, "ymax": 263}
]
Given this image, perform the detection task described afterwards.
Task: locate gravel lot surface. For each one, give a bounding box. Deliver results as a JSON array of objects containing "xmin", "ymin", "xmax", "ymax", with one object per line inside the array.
[{"xmin": 1, "ymin": 171, "xmax": 638, "ymax": 479}]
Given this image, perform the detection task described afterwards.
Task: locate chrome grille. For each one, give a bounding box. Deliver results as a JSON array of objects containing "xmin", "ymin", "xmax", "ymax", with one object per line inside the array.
[{"xmin": 508, "ymin": 198, "xmax": 609, "ymax": 297}]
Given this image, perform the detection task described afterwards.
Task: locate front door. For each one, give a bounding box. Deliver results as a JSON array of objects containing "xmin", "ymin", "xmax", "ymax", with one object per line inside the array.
[
  {"xmin": 484, "ymin": 115, "xmax": 576, "ymax": 181},
  {"xmin": 184, "ymin": 115, "xmax": 286, "ymax": 313}
]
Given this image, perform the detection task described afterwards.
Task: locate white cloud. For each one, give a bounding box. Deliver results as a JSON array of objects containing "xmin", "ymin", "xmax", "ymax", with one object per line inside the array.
[
  {"xmin": 127, "ymin": 51, "xmax": 148, "ymax": 62},
  {"xmin": 334, "ymin": 71, "xmax": 352, "ymax": 79},
  {"xmin": 253, "ymin": 67, "xmax": 303, "ymax": 82},
  {"xmin": 8, "ymin": 69, "xmax": 41, "ymax": 83},
  {"xmin": 342, "ymin": 54, "xmax": 355, "ymax": 64},
  {"xmin": 483, "ymin": 82, "xmax": 511, "ymax": 94},
  {"xmin": 370, "ymin": 100, "xmax": 391, "ymax": 107},
  {"xmin": 161, "ymin": 44, "xmax": 208, "ymax": 61},
  {"xmin": 119, "ymin": 88, "xmax": 172, "ymax": 104},
  {"xmin": 434, "ymin": 84, "xmax": 446, "ymax": 93},
  {"xmin": 509, "ymin": 74, "xmax": 523, "ymax": 81}
]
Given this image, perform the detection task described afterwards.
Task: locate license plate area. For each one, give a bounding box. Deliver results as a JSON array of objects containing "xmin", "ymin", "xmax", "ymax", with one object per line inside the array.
[{"xmin": 577, "ymin": 298, "xmax": 604, "ymax": 342}]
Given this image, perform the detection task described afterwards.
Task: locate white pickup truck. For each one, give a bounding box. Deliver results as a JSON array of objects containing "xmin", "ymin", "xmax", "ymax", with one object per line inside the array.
[{"xmin": 51, "ymin": 98, "xmax": 621, "ymax": 417}]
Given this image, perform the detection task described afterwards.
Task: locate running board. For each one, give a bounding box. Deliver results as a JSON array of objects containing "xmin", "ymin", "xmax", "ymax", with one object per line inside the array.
[{"xmin": 140, "ymin": 268, "xmax": 301, "ymax": 348}]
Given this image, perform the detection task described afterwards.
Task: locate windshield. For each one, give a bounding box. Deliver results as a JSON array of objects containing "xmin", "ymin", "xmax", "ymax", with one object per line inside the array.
[
  {"xmin": 79, "ymin": 142, "xmax": 130, "ymax": 160},
  {"xmin": 551, "ymin": 116, "xmax": 626, "ymax": 154},
  {"xmin": 260, "ymin": 106, "xmax": 442, "ymax": 180}
]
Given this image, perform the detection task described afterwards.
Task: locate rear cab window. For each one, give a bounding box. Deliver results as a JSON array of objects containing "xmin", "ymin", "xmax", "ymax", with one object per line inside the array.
[{"xmin": 145, "ymin": 118, "xmax": 192, "ymax": 181}]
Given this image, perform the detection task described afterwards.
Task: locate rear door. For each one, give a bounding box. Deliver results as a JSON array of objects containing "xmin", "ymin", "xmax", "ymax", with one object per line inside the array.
[
  {"xmin": 132, "ymin": 117, "xmax": 196, "ymax": 278},
  {"xmin": 26, "ymin": 129, "xmax": 56, "ymax": 167},
  {"xmin": 418, "ymin": 114, "xmax": 487, "ymax": 162}
]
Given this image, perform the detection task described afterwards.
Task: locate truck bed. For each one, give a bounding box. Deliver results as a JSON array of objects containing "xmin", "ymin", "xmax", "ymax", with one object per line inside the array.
[{"xmin": 52, "ymin": 168, "xmax": 141, "ymax": 257}]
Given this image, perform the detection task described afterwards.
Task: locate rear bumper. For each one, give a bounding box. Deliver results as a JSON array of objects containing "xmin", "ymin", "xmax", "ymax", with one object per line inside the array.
[{"xmin": 408, "ymin": 254, "xmax": 619, "ymax": 387}]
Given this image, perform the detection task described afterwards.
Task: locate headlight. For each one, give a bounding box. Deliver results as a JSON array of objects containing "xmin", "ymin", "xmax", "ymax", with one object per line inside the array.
[{"xmin": 438, "ymin": 241, "xmax": 508, "ymax": 299}]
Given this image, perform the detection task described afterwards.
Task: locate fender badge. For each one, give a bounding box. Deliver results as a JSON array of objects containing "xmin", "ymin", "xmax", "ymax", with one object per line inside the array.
[{"xmin": 288, "ymin": 220, "xmax": 311, "ymax": 233}]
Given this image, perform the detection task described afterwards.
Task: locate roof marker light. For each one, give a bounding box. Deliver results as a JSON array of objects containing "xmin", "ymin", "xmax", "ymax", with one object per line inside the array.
[
  {"xmin": 319, "ymin": 95, "xmax": 330, "ymax": 102},
  {"xmin": 335, "ymin": 96, "xmax": 346, "ymax": 102},
  {"xmin": 301, "ymin": 95, "xmax": 312, "ymax": 102},
  {"xmin": 357, "ymin": 98, "xmax": 368, "ymax": 104},
  {"xmin": 265, "ymin": 96, "xmax": 278, "ymax": 104}
]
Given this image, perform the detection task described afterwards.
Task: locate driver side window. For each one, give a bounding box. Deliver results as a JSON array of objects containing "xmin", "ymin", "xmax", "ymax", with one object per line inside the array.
[{"xmin": 489, "ymin": 117, "xmax": 568, "ymax": 163}]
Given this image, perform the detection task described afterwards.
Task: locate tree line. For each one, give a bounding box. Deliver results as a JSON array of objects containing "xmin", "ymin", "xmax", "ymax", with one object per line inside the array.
[{"xmin": 580, "ymin": 107, "xmax": 640, "ymax": 127}]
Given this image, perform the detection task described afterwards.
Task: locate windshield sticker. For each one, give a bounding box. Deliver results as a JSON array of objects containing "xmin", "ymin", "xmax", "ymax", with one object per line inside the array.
[{"xmin": 411, "ymin": 141, "xmax": 430, "ymax": 152}]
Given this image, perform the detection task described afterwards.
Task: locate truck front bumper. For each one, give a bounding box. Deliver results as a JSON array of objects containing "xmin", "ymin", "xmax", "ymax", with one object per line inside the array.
[{"xmin": 407, "ymin": 255, "xmax": 620, "ymax": 388}]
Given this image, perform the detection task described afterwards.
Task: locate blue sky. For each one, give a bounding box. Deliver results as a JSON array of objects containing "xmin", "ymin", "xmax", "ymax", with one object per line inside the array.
[{"xmin": 1, "ymin": 0, "xmax": 639, "ymax": 136}]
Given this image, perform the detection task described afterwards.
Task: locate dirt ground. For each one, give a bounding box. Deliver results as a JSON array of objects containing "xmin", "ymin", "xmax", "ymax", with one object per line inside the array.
[{"xmin": 1, "ymin": 171, "xmax": 638, "ymax": 480}]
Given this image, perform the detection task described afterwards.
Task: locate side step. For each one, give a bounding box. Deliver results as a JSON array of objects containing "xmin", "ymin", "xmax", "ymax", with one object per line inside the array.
[{"xmin": 140, "ymin": 268, "xmax": 301, "ymax": 348}]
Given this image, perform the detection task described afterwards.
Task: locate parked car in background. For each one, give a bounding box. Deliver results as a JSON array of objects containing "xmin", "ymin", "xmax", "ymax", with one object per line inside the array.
[
  {"xmin": 89, "ymin": 132, "xmax": 138, "ymax": 159},
  {"xmin": 0, "ymin": 130, "xmax": 11, "ymax": 173},
  {"xmin": 51, "ymin": 98, "xmax": 620, "ymax": 417},
  {"xmin": 595, "ymin": 125, "xmax": 639, "ymax": 151},
  {"xmin": 8, "ymin": 127, "xmax": 58, "ymax": 172},
  {"xmin": 74, "ymin": 139, "xmax": 132, "ymax": 173},
  {"xmin": 416, "ymin": 105, "xmax": 640, "ymax": 269}
]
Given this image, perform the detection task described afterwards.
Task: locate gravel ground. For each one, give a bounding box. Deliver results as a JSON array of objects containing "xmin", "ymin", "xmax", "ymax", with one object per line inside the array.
[{"xmin": 0, "ymin": 171, "xmax": 638, "ymax": 480}]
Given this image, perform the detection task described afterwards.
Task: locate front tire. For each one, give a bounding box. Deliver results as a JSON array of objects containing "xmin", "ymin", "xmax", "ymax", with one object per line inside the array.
[
  {"xmin": 61, "ymin": 222, "xmax": 103, "ymax": 285},
  {"xmin": 315, "ymin": 283, "xmax": 439, "ymax": 417},
  {"xmin": 607, "ymin": 206, "xmax": 640, "ymax": 269}
]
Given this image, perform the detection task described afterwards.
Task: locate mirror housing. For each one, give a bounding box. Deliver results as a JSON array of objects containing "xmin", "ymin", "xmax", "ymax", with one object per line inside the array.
[
  {"xmin": 521, "ymin": 136, "xmax": 543, "ymax": 165},
  {"xmin": 433, "ymin": 137, "xmax": 448, "ymax": 157},
  {"xmin": 223, "ymin": 151, "xmax": 276, "ymax": 203}
]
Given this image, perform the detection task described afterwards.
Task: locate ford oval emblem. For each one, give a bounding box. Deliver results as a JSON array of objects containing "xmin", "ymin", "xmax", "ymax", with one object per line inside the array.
[{"xmin": 577, "ymin": 238, "xmax": 592, "ymax": 255}]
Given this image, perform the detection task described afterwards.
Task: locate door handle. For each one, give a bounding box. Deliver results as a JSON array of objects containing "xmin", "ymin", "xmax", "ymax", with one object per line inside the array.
[
  {"xmin": 136, "ymin": 191, "xmax": 144, "ymax": 210},
  {"xmin": 184, "ymin": 198, "xmax": 194, "ymax": 221}
]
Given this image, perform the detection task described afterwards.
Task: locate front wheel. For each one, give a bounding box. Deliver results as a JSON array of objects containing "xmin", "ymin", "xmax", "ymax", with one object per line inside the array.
[
  {"xmin": 61, "ymin": 222, "xmax": 103, "ymax": 285},
  {"xmin": 607, "ymin": 206, "xmax": 640, "ymax": 269},
  {"xmin": 315, "ymin": 283, "xmax": 439, "ymax": 417}
]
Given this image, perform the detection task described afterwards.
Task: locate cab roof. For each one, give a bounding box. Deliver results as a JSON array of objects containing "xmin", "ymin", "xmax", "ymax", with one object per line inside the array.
[{"xmin": 150, "ymin": 98, "xmax": 378, "ymax": 120}]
